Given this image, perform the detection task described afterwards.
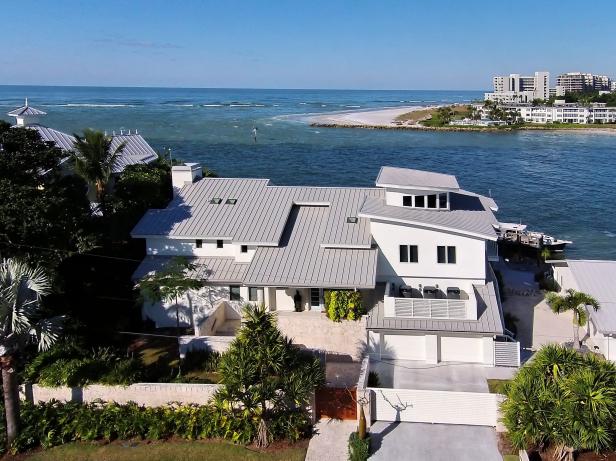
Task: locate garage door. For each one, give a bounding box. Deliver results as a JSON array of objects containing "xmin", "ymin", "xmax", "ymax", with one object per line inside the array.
[
  {"xmin": 440, "ymin": 336, "xmax": 483, "ymax": 363},
  {"xmin": 381, "ymin": 334, "xmax": 426, "ymax": 360}
]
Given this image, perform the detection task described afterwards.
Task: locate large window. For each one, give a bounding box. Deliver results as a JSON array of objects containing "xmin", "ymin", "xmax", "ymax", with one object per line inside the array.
[
  {"xmin": 427, "ymin": 194, "xmax": 437, "ymax": 209},
  {"xmin": 241, "ymin": 245, "xmax": 248, "ymax": 253},
  {"xmin": 415, "ymin": 195, "xmax": 425, "ymax": 208},
  {"xmin": 437, "ymin": 246, "xmax": 456, "ymax": 264},
  {"xmin": 310, "ymin": 288, "xmax": 321, "ymax": 307},
  {"xmin": 195, "ymin": 239, "xmax": 203, "ymax": 248},
  {"xmin": 403, "ymin": 195, "xmax": 413, "ymax": 207},
  {"xmin": 399, "ymin": 245, "xmax": 418, "ymax": 263},
  {"xmin": 229, "ymin": 285, "xmax": 241, "ymax": 301},
  {"xmin": 249, "ymin": 287, "xmax": 259, "ymax": 302},
  {"xmin": 438, "ymin": 193, "xmax": 448, "ymax": 209},
  {"xmin": 217, "ymin": 240, "xmax": 224, "ymax": 249}
]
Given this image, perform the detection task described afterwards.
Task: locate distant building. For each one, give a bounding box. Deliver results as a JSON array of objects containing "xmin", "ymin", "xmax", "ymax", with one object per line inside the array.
[
  {"xmin": 485, "ymin": 71, "xmax": 550, "ymax": 103},
  {"xmin": 474, "ymin": 101, "xmax": 616, "ymax": 125},
  {"xmin": 556, "ymin": 72, "xmax": 612, "ymax": 93}
]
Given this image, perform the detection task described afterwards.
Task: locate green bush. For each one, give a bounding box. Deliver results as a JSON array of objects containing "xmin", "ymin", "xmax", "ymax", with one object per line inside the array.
[
  {"xmin": 367, "ymin": 371, "xmax": 380, "ymax": 387},
  {"xmin": 8, "ymin": 400, "xmax": 310, "ymax": 454},
  {"xmin": 348, "ymin": 431, "xmax": 370, "ymax": 461},
  {"xmin": 325, "ymin": 290, "xmax": 364, "ymax": 322},
  {"xmin": 181, "ymin": 348, "xmax": 221, "ymax": 373}
]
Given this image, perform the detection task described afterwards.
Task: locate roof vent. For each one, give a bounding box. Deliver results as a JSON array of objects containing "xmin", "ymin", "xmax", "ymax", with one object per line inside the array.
[
  {"xmin": 346, "ymin": 216, "xmax": 358, "ymax": 224},
  {"xmin": 210, "ymin": 198, "xmax": 222, "ymax": 204},
  {"xmin": 225, "ymin": 198, "xmax": 237, "ymax": 205}
]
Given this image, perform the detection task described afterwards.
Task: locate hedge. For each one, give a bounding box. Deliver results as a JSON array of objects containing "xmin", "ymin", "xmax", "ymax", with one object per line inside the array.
[{"xmin": 348, "ymin": 431, "xmax": 370, "ymax": 461}]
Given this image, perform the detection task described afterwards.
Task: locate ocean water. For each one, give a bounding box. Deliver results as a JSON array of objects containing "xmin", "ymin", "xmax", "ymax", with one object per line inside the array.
[{"xmin": 1, "ymin": 85, "xmax": 615, "ymax": 260}]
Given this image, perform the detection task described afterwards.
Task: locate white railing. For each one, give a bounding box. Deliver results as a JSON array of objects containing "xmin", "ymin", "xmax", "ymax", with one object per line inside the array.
[
  {"xmin": 391, "ymin": 297, "xmax": 467, "ymax": 319},
  {"xmin": 494, "ymin": 341, "xmax": 520, "ymax": 367}
]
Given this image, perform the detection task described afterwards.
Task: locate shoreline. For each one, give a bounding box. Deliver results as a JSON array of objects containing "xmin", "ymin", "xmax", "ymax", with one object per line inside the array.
[{"xmin": 308, "ymin": 106, "xmax": 616, "ymax": 135}]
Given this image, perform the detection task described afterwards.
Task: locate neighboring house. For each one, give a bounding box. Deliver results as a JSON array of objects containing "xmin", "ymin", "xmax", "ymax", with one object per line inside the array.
[
  {"xmin": 552, "ymin": 260, "xmax": 616, "ymax": 362},
  {"xmin": 6, "ymin": 99, "xmax": 158, "ymax": 174},
  {"xmin": 132, "ymin": 165, "xmax": 513, "ymax": 366}
]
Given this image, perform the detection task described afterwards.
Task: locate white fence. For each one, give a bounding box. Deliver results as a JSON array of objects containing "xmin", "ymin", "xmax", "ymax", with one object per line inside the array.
[
  {"xmin": 369, "ymin": 387, "xmax": 504, "ymax": 427},
  {"xmin": 494, "ymin": 341, "xmax": 521, "ymax": 367},
  {"xmin": 21, "ymin": 383, "xmax": 221, "ymax": 407}
]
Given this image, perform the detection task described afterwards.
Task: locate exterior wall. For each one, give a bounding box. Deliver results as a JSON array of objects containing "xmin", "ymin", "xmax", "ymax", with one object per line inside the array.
[
  {"xmin": 587, "ymin": 322, "xmax": 616, "ymax": 362},
  {"xmin": 440, "ymin": 336, "xmax": 484, "ymax": 363},
  {"xmin": 145, "ymin": 237, "xmax": 256, "ymax": 262},
  {"xmin": 22, "ymin": 383, "xmax": 220, "ymax": 407},
  {"xmin": 371, "ymin": 220, "xmax": 487, "ymax": 289},
  {"xmin": 275, "ymin": 312, "xmax": 367, "ymax": 360},
  {"xmin": 275, "ymin": 287, "xmax": 309, "ymax": 311},
  {"xmin": 380, "ymin": 333, "xmax": 427, "ymax": 360}
]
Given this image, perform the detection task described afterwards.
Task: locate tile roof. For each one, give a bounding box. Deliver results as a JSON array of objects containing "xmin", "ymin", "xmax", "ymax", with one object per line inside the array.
[
  {"xmin": 565, "ymin": 260, "xmax": 616, "ymax": 334},
  {"xmin": 243, "ymin": 206, "xmax": 377, "ymax": 289},
  {"xmin": 358, "ymin": 191, "xmax": 498, "ymax": 240},
  {"xmin": 132, "ymin": 255, "xmax": 249, "ymax": 283},
  {"xmin": 376, "ymin": 166, "xmax": 460, "ymax": 191}
]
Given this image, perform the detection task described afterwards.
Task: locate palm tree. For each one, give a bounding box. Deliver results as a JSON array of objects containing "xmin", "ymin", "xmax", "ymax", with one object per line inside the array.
[
  {"xmin": 0, "ymin": 258, "xmax": 63, "ymax": 446},
  {"xmin": 71, "ymin": 129, "xmax": 126, "ymax": 203},
  {"xmin": 545, "ymin": 289, "xmax": 600, "ymax": 349}
]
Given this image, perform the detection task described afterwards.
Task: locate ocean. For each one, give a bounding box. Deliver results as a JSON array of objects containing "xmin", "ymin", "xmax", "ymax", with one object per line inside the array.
[{"xmin": 1, "ymin": 85, "xmax": 614, "ymax": 259}]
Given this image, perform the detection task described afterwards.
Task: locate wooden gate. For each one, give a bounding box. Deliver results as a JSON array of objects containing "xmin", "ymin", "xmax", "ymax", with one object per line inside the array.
[{"xmin": 316, "ymin": 387, "xmax": 357, "ymax": 420}]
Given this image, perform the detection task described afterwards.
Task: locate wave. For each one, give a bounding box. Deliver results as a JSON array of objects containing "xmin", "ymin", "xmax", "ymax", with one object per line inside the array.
[
  {"xmin": 44, "ymin": 103, "xmax": 136, "ymax": 108},
  {"xmin": 603, "ymin": 230, "xmax": 616, "ymax": 238},
  {"xmin": 202, "ymin": 104, "xmax": 223, "ymax": 107}
]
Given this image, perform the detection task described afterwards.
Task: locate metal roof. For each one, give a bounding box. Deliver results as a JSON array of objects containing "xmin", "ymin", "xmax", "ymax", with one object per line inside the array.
[
  {"xmin": 376, "ymin": 166, "xmax": 460, "ymax": 191},
  {"xmin": 358, "ymin": 192, "xmax": 498, "ymax": 240},
  {"xmin": 243, "ymin": 206, "xmax": 378, "ymax": 289},
  {"xmin": 21, "ymin": 125, "xmax": 157, "ymax": 174},
  {"xmin": 132, "ymin": 255, "xmax": 249, "ymax": 283},
  {"xmin": 565, "ymin": 260, "xmax": 616, "ymax": 334},
  {"xmin": 366, "ymin": 281, "xmax": 504, "ymax": 334},
  {"xmin": 132, "ymin": 178, "xmax": 383, "ymax": 246},
  {"xmin": 7, "ymin": 104, "xmax": 46, "ymax": 117}
]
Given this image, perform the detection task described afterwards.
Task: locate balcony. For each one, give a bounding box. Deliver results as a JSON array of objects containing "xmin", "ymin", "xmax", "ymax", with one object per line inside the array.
[{"xmin": 383, "ymin": 282, "xmax": 476, "ymax": 320}]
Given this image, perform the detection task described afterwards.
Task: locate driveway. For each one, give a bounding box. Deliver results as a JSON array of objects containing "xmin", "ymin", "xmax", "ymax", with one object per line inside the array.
[
  {"xmin": 370, "ymin": 359, "xmax": 515, "ymax": 392},
  {"xmin": 368, "ymin": 421, "xmax": 502, "ymax": 461},
  {"xmin": 306, "ymin": 419, "xmax": 356, "ymax": 461}
]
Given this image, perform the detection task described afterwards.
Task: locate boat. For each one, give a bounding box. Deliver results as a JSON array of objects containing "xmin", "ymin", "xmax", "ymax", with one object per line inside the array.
[{"xmin": 495, "ymin": 222, "xmax": 572, "ymax": 251}]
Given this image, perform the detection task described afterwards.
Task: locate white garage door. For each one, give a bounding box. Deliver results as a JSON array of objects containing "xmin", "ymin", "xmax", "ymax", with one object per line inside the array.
[
  {"xmin": 381, "ymin": 334, "xmax": 426, "ymax": 360},
  {"xmin": 440, "ymin": 336, "xmax": 483, "ymax": 363}
]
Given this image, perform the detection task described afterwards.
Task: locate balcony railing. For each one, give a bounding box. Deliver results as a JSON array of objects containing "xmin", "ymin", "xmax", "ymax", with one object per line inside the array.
[{"xmin": 391, "ymin": 297, "xmax": 467, "ymax": 319}]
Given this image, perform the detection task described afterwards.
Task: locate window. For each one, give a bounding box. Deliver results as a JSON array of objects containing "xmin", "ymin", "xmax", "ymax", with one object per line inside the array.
[
  {"xmin": 217, "ymin": 240, "xmax": 224, "ymax": 249},
  {"xmin": 241, "ymin": 245, "xmax": 248, "ymax": 253},
  {"xmin": 346, "ymin": 216, "xmax": 358, "ymax": 223},
  {"xmin": 399, "ymin": 245, "xmax": 418, "ymax": 263},
  {"xmin": 249, "ymin": 287, "xmax": 259, "ymax": 302},
  {"xmin": 415, "ymin": 195, "xmax": 425, "ymax": 208},
  {"xmin": 438, "ymin": 193, "xmax": 447, "ymax": 209},
  {"xmin": 310, "ymin": 288, "xmax": 321, "ymax": 307},
  {"xmin": 210, "ymin": 197, "xmax": 222, "ymax": 204},
  {"xmin": 225, "ymin": 198, "xmax": 237, "ymax": 205},
  {"xmin": 437, "ymin": 246, "xmax": 456, "ymax": 264},
  {"xmin": 403, "ymin": 195, "xmax": 413, "ymax": 207},
  {"xmin": 427, "ymin": 194, "xmax": 437, "ymax": 209},
  {"xmin": 229, "ymin": 285, "xmax": 241, "ymax": 301},
  {"xmin": 195, "ymin": 239, "xmax": 203, "ymax": 248}
]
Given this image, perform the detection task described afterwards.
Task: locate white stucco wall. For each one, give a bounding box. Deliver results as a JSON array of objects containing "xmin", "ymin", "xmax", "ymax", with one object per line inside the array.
[
  {"xmin": 145, "ymin": 237, "xmax": 256, "ymax": 262},
  {"xmin": 371, "ymin": 220, "xmax": 487, "ymax": 289}
]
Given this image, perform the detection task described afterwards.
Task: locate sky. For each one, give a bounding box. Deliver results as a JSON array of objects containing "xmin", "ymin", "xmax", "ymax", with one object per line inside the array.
[{"xmin": 2, "ymin": 0, "xmax": 615, "ymax": 90}]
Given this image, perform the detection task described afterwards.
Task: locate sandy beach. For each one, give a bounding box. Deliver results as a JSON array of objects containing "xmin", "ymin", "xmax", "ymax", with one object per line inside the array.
[{"xmin": 306, "ymin": 105, "xmax": 437, "ymax": 128}]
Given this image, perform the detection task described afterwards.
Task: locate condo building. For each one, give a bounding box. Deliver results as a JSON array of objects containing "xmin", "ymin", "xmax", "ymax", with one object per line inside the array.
[
  {"xmin": 556, "ymin": 72, "xmax": 612, "ymax": 93},
  {"xmin": 485, "ymin": 72, "xmax": 550, "ymax": 103}
]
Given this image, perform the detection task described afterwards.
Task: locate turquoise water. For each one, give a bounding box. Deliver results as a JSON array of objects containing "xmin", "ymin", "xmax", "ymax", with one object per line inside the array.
[{"xmin": 1, "ymin": 86, "xmax": 615, "ymax": 259}]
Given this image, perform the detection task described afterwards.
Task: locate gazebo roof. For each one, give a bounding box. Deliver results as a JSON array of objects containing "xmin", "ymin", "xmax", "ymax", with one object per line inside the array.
[{"xmin": 7, "ymin": 99, "xmax": 46, "ymax": 117}]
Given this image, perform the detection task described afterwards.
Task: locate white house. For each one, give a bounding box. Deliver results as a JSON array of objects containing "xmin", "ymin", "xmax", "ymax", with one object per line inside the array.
[
  {"xmin": 6, "ymin": 99, "xmax": 158, "ymax": 173},
  {"xmin": 552, "ymin": 260, "xmax": 616, "ymax": 362},
  {"xmin": 131, "ymin": 165, "xmax": 515, "ymax": 366}
]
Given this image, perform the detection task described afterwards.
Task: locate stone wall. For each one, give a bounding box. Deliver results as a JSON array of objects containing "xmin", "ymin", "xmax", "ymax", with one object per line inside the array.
[
  {"xmin": 275, "ymin": 311, "xmax": 367, "ymax": 361},
  {"xmin": 21, "ymin": 382, "xmax": 220, "ymax": 407}
]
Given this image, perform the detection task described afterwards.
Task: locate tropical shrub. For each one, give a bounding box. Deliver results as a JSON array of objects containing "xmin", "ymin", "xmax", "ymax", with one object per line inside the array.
[
  {"xmin": 501, "ymin": 345, "xmax": 616, "ymax": 460},
  {"xmin": 348, "ymin": 431, "xmax": 370, "ymax": 461},
  {"xmin": 215, "ymin": 304, "xmax": 325, "ymax": 447},
  {"xmin": 324, "ymin": 290, "xmax": 364, "ymax": 321},
  {"xmin": 367, "ymin": 371, "xmax": 381, "ymax": 388},
  {"xmin": 5, "ymin": 399, "xmax": 306, "ymax": 454},
  {"xmin": 181, "ymin": 348, "xmax": 221, "ymax": 373}
]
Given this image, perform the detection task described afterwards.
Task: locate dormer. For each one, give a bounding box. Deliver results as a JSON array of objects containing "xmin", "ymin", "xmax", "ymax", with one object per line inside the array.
[
  {"xmin": 7, "ymin": 99, "xmax": 46, "ymax": 126},
  {"xmin": 375, "ymin": 166, "xmax": 460, "ymax": 211}
]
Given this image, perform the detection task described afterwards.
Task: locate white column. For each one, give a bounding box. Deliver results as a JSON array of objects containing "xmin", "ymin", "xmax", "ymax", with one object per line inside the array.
[{"xmin": 425, "ymin": 334, "xmax": 439, "ymax": 364}]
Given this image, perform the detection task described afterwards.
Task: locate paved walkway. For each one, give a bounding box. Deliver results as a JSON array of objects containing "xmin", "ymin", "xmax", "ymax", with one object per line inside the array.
[
  {"xmin": 368, "ymin": 421, "xmax": 502, "ymax": 461},
  {"xmin": 305, "ymin": 419, "xmax": 356, "ymax": 461}
]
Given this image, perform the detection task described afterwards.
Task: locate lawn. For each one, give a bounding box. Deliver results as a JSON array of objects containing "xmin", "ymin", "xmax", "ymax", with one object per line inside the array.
[{"xmin": 11, "ymin": 440, "xmax": 307, "ymax": 461}]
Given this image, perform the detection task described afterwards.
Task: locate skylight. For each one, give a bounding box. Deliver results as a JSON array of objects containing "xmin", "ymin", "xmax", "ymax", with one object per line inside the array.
[
  {"xmin": 210, "ymin": 198, "xmax": 222, "ymax": 204},
  {"xmin": 225, "ymin": 198, "xmax": 237, "ymax": 205},
  {"xmin": 346, "ymin": 216, "xmax": 358, "ymax": 223}
]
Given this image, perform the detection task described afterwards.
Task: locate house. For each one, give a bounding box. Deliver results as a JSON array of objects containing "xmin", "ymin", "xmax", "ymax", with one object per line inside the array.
[
  {"xmin": 6, "ymin": 99, "xmax": 158, "ymax": 174},
  {"xmin": 551, "ymin": 260, "xmax": 616, "ymax": 362},
  {"xmin": 131, "ymin": 165, "xmax": 515, "ymax": 366}
]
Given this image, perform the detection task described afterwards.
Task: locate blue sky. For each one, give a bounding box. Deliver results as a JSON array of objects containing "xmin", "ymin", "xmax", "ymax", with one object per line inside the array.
[{"xmin": 2, "ymin": 0, "xmax": 615, "ymax": 89}]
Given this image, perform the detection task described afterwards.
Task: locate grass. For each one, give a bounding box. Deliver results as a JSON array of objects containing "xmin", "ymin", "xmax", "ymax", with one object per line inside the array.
[
  {"xmin": 12, "ymin": 440, "xmax": 307, "ymax": 461},
  {"xmin": 487, "ymin": 379, "xmax": 511, "ymax": 394},
  {"xmin": 503, "ymin": 455, "xmax": 519, "ymax": 461},
  {"xmin": 395, "ymin": 105, "xmax": 470, "ymax": 125}
]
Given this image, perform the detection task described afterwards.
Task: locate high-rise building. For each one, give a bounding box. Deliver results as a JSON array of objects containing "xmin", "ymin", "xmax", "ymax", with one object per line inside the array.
[
  {"xmin": 485, "ymin": 72, "xmax": 550, "ymax": 103},
  {"xmin": 556, "ymin": 72, "xmax": 612, "ymax": 93}
]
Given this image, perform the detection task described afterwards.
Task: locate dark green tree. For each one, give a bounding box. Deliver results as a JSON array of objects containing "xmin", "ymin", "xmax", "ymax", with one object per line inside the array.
[{"xmin": 215, "ymin": 304, "xmax": 325, "ymax": 447}]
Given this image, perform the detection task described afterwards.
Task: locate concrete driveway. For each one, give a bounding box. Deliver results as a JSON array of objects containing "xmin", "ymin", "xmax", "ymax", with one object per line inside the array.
[{"xmin": 368, "ymin": 421, "xmax": 502, "ymax": 461}]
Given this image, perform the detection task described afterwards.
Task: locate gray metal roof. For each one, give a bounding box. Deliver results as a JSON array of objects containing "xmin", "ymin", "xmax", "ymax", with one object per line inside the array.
[
  {"xmin": 566, "ymin": 260, "xmax": 616, "ymax": 334},
  {"xmin": 7, "ymin": 104, "xmax": 46, "ymax": 117},
  {"xmin": 366, "ymin": 280, "xmax": 504, "ymax": 334},
  {"xmin": 243, "ymin": 206, "xmax": 378, "ymax": 289},
  {"xmin": 132, "ymin": 255, "xmax": 249, "ymax": 283},
  {"xmin": 376, "ymin": 166, "xmax": 460, "ymax": 191},
  {"xmin": 21, "ymin": 125, "xmax": 157, "ymax": 174},
  {"xmin": 358, "ymin": 192, "xmax": 498, "ymax": 240},
  {"xmin": 132, "ymin": 178, "xmax": 383, "ymax": 246}
]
